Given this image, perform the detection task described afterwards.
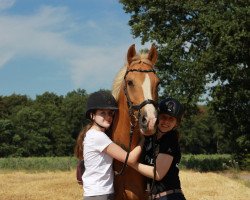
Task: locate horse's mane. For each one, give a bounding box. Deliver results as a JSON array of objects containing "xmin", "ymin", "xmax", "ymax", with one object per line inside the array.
[
  {"xmin": 112, "ymin": 52, "xmax": 151, "ymax": 100},
  {"xmin": 112, "ymin": 66, "xmax": 126, "ymax": 100}
]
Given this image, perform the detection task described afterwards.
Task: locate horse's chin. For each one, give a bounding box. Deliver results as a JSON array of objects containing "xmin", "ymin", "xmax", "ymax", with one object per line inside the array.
[{"xmin": 140, "ymin": 127, "xmax": 156, "ymax": 136}]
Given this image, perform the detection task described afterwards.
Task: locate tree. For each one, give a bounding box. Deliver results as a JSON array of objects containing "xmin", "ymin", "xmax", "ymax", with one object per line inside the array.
[
  {"xmin": 12, "ymin": 107, "xmax": 50, "ymax": 156},
  {"xmin": 61, "ymin": 89, "xmax": 88, "ymax": 140},
  {"xmin": 180, "ymin": 106, "xmax": 226, "ymax": 154},
  {"xmin": 0, "ymin": 94, "xmax": 32, "ymax": 118},
  {"xmin": 34, "ymin": 92, "xmax": 73, "ymax": 156},
  {"xmin": 120, "ymin": 0, "xmax": 249, "ymax": 165},
  {"xmin": 0, "ymin": 119, "xmax": 16, "ymax": 156}
]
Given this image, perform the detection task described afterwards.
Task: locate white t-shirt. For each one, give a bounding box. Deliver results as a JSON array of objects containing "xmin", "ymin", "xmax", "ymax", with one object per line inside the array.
[{"xmin": 82, "ymin": 129, "xmax": 114, "ymax": 196}]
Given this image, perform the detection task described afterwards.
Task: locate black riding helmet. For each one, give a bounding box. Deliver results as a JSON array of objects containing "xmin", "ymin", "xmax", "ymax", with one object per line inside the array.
[
  {"xmin": 85, "ymin": 91, "xmax": 118, "ymax": 120},
  {"xmin": 158, "ymin": 97, "xmax": 184, "ymax": 122}
]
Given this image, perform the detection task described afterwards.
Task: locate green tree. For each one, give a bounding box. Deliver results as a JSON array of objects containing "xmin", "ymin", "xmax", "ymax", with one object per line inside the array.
[
  {"xmin": 61, "ymin": 89, "xmax": 88, "ymax": 140},
  {"xmin": 34, "ymin": 92, "xmax": 73, "ymax": 156},
  {"xmin": 0, "ymin": 119, "xmax": 16, "ymax": 156},
  {"xmin": 120, "ymin": 0, "xmax": 249, "ymax": 165},
  {"xmin": 0, "ymin": 90, "xmax": 88, "ymax": 157},
  {"xmin": 12, "ymin": 107, "xmax": 50, "ymax": 156},
  {"xmin": 180, "ymin": 106, "xmax": 226, "ymax": 154},
  {"xmin": 0, "ymin": 94, "xmax": 32, "ymax": 118}
]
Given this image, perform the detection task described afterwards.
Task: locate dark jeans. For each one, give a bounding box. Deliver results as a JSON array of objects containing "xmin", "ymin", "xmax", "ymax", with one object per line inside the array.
[
  {"xmin": 153, "ymin": 193, "xmax": 186, "ymax": 200},
  {"xmin": 84, "ymin": 193, "xmax": 114, "ymax": 200}
]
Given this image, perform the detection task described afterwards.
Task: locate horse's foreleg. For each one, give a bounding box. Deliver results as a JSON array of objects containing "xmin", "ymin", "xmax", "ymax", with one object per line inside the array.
[
  {"xmin": 113, "ymin": 163, "xmax": 148, "ymax": 200},
  {"xmin": 124, "ymin": 189, "xmax": 148, "ymax": 200}
]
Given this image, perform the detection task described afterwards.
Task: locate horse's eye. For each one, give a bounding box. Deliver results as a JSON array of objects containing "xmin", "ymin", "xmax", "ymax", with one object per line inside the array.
[{"xmin": 127, "ymin": 80, "xmax": 134, "ymax": 87}]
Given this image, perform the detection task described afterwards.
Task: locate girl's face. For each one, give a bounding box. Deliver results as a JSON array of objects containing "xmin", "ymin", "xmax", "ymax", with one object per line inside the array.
[
  {"xmin": 92, "ymin": 109, "xmax": 115, "ymax": 130},
  {"xmin": 158, "ymin": 113, "xmax": 177, "ymax": 133}
]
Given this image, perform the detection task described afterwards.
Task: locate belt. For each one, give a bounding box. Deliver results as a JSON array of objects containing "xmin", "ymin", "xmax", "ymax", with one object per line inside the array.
[{"xmin": 152, "ymin": 189, "xmax": 183, "ymax": 199}]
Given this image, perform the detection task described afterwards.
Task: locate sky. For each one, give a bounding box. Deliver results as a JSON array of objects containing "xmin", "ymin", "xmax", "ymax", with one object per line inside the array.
[{"xmin": 0, "ymin": 0, "xmax": 149, "ymax": 98}]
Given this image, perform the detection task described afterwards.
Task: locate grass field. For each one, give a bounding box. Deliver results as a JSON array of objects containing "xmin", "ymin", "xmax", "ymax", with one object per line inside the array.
[{"xmin": 0, "ymin": 170, "xmax": 249, "ymax": 200}]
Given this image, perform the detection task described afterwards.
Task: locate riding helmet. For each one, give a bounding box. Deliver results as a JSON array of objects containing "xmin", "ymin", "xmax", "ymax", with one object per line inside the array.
[
  {"xmin": 85, "ymin": 91, "xmax": 118, "ymax": 119},
  {"xmin": 158, "ymin": 97, "xmax": 184, "ymax": 121}
]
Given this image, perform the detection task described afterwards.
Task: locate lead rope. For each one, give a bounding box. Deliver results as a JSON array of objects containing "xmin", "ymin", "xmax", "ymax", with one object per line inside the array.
[
  {"xmin": 115, "ymin": 122, "xmax": 135, "ymax": 175},
  {"xmin": 149, "ymin": 134, "xmax": 158, "ymax": 200}
]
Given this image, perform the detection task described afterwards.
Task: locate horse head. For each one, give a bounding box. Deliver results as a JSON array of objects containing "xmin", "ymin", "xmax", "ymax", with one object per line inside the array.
[{"xmin": 124, "ymin": 44, "xmax": 159, "ymax": 136}]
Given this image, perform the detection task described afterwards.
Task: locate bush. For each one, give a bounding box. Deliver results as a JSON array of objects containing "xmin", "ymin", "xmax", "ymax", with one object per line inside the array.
[
  {"xmin": 0, "ymin": 157, "xmax": 78, "ymax": 171},
  {"xmin": 180, "ymin": 154, "xmax": 233, "ymax": 171}
]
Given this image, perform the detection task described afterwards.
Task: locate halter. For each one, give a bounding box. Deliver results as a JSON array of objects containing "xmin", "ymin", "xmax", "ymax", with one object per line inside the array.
[{"xmin": 115, "ymin": 61, "xmax": 158, "ymax": 175}]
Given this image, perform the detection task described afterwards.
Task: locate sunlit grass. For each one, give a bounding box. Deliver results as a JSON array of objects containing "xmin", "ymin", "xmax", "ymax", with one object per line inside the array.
[
  {"xmin": 0, "ymin": 170, "xmax": 249, "ymax": 200},
  {"xmin": 0, "ymin": 170, "xmax": 82, "ymax": 200},
  {"xmin": 181, "ymin": 170, "xmax": 250, "ymax": 200}
]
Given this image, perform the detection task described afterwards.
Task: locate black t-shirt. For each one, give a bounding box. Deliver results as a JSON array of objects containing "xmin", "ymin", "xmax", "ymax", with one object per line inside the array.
[{"xmin": 142, "ymin": 130, "xmax": 181, "ymax": 194}]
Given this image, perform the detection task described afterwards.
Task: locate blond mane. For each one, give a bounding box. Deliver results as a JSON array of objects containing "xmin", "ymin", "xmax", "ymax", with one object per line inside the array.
[
  {"xmin": 111, "ymin": 52, "xmax": 151, "ymax": 100},
  {"xmin": 112, "ymin": 66, "xmax": 126, "ymax": 100}
]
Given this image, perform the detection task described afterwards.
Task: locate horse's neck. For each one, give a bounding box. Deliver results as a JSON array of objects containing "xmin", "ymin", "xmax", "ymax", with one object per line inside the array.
[{"xmin": 112, "ymin": 94, "xmax": 140, "ymax": 150}]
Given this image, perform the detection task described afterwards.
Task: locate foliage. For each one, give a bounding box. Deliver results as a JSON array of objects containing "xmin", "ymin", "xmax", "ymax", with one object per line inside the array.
[
  {"xmin": 180, "ymin": 154, "xmax": 233, "ymax": 172},
  {"xmin": 0, "ymin": 89, "xmax": 87, "ymax": 157},
  {"xmin": 119, "ymin": 0, "xmax": 249, "ymax": 167},
  {"xmin": 180, "ymin": 105, "xmax": 229, "ymax": 154},
  {"xmin": 0, "ymin": 90, "xmax": 238, "ymax": 158},
  {"xmin": 0, "ymin": 119, "xmax": 16, "ymax": 156}
]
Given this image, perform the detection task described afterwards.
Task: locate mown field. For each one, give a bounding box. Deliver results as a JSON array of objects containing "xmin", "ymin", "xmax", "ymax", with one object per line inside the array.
[{"xmin": 0, "ymin": 170, "xmax": 249, "ymax": 200}]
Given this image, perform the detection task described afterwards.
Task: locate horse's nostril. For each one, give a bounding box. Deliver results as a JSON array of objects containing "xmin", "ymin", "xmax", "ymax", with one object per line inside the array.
[{"xmin": 141, "ymin": 115, "xmax": 147, "ymax": 125}]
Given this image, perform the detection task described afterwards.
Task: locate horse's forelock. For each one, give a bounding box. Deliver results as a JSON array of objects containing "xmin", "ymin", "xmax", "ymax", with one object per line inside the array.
[{"xmin": 130, "ymin": 53, "xmax": 153, "ymax": 68}]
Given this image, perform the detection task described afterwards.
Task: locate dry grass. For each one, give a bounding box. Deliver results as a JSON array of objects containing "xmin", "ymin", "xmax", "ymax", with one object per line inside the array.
[
  {"xmin": 181, "ymin": 171, "xmax": 250, "ymax": 200},
  {"xmin": 0, "ymin": 171, "xmax": 82, "ymax": 200},
  {"xmin": 0, "ymin": 170, "xmax": 249, "ymax": 200}
]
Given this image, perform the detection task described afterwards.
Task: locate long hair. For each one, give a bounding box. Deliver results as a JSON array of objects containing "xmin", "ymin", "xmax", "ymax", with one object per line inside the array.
[{"xmin": 74, "ymin": 123, "xmax": 93, "ymax": 160}]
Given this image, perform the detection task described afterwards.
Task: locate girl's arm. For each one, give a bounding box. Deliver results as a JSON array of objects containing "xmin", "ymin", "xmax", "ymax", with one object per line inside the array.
[
  {"xmin": 104, "ymin": 137, "xmax": 145, "ymax": 165},
  {"xmin": 130, "ymin": 153, "xmax": 173, "ymax": 181}
]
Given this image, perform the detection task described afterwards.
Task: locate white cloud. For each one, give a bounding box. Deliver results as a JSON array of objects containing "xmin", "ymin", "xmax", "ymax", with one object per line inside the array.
[
  {"xmin": 0, "ymin": 51, "xmax": 14, "ymax": 68},
  {"xmin": 0, "ymin": 6, "xmax": 76, "ymax": 58},
  {"xmin": 68, "ymin": 45, "xmax": 128, "ymax": 90},
  {"xmin": 0, "ymin": 4, "xmax": 146, "ymax": 92},
  {"xmin": 0, "ymin": 0, "xmax": 15, "ymax": 10}
]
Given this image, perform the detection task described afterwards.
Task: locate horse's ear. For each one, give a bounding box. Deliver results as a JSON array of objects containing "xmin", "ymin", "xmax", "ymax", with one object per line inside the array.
[
  {"xmin": 127, "ymin": 44, "xmax": 136, "ymax": 65},
  {"xmin": 148, "ymin": 45, "xmax": 158, "ymax": 65}
]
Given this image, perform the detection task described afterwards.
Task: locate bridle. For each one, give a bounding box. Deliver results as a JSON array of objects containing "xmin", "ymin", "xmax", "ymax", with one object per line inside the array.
[
  {"xmin": 115, "ymin": 61, "xmax": 158, "ymax": 175},
  {"xmin": 123, "ymin": 68, "xmax": 158, "ymax": 120}
]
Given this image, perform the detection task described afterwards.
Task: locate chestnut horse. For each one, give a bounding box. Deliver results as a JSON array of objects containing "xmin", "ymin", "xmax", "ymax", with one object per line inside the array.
[{"xmin": 111, "ymin": 44, "xmax": 159, "ymax": 200}]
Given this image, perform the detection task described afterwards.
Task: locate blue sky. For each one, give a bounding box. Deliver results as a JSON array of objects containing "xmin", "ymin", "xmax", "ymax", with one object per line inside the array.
[{"xmin": 0, "ymin": 0, "xmax": 149, "ymax": 98}]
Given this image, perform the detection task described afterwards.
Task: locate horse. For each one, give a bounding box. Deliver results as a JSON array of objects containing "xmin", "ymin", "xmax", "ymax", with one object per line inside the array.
[{"xmin": 111, "ymin": 44, "xmax": 159, "ymax": 200}]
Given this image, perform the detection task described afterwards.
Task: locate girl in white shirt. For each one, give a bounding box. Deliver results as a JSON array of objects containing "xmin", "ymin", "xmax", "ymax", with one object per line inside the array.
[{"xmin": 75, "ymin": 90, "xmax": 142, "ymax": 200}]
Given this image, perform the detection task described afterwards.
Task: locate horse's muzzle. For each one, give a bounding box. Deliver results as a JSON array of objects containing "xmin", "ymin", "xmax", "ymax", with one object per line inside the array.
[{"xmin": 139, "ymin": 114, "xmax": 157, "ymax": 135}]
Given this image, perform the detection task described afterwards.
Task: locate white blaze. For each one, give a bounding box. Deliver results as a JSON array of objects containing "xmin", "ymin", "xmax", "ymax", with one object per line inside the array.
[{"xmin": 141, "ymin": 74, "xmax": 157, "ymax": 120}]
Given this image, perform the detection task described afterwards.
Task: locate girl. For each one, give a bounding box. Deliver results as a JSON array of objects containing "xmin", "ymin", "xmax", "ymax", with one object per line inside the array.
[
  {"xmin": 74, "ymin": 90, "xmax": 142, "ymax": 200},
  {"xmin": 131, "ymin": 97, "xmax": 187, "ymax": 200}
]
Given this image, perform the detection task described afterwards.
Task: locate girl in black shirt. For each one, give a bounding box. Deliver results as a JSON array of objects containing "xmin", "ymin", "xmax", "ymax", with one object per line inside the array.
[{"xmin": 131, "ymin": 98, "xmax": 187, "ymax": 200}]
